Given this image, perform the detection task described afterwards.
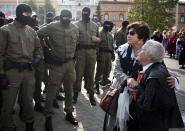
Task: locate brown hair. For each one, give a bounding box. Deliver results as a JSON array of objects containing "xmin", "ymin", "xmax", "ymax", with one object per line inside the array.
[{"xmin": 127, "ymin": 21, "xmax": 150, "ymax": 43}]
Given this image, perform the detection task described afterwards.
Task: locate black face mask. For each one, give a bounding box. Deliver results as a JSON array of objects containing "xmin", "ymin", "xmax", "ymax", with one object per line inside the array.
[
  {"xmin": 0, "ymin": 19, "xmax": 5, "ymax": 27},
  {"xmin": 61, "ymin": 19, "xmax": 70, "ymax": 27},
  {"xmin": 46, "ymin": 19, "xmax": 53, "ymax": 24},
  {"xmin": 82, "ymin": 14, "xmax": 90, "ymax": 22},
  {"xmin": 109, "ymin": 27, "xmax": 113, "ymax": 32},
  {"xmin": 103, "ymin": 26, "xmax": 110, "ymax": 32},
  {"xmin": 16, "ymin": 15, "xmax": 31, "ymax": 25}
]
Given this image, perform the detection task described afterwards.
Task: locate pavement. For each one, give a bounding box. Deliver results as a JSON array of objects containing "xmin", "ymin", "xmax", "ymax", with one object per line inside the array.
[{"xmin": 12, "ymin": 54, "xmax": 185, "ymax": 131}]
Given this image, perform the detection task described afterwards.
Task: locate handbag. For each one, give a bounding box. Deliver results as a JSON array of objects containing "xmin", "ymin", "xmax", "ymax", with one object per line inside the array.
[{"xmin": 100, "ymin": 84, "xmax": 120, "ymax": 116}]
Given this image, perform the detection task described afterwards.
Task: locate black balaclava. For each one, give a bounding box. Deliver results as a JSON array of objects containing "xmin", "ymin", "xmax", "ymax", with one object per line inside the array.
[
  {"xmin": 0, "ymin": 11, "xmax": 5, "ymax": 27},
  {"xmin": 109, "ymin": 21, "xmax": 114, "ymax": 32},
  {"xmin": 122, "ymin": 20, "xmax": 129, "ymax": 28},
  {"xmin": 16, "ymin": 4, "xmax": 32, "ymax": 25},
  {"xmin": 60, "ymin": 10, "xmax": 72, "ymax": 27},
  {"xmin": 103, "ymin": 21, "xmax": 111, "ymax": 32},
  {"xmin": 82, "ymin": 7, "xmax": 90, "ymax": 22},
  {"xmin": 46, "ymin": 12, "xmax": 54, "ymax": 24}
]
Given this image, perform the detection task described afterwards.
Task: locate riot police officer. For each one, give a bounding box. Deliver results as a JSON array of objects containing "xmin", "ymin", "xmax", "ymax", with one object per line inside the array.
[
  {"xmin": 73, "ymin": 7, "xmax": 100, "ymax": 106},
  {"xmin": 0, "ymin": 4, "xmax": 43, "ymax": 131},
  {"xmin": 37, "ymin": 10, "xmax": 79, "ymax": 131},
  {"xmin": 95, "ymin": 21, "xmax": 114, "ymax": 94},
  {"xmin": 114, "ymin": 20, "xmax": 129, "ymax": 49}
]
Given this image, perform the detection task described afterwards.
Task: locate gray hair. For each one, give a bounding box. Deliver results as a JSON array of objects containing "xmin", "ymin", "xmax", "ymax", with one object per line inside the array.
[{"xmin": 144, "ymin": 40, "xmax": 165, "ymax": 63}]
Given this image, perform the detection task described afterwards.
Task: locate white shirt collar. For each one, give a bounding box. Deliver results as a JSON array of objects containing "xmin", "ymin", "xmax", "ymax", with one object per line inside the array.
[{"xmin": 143, "ymin": 63, "xmax": 153, "ymax": 71}]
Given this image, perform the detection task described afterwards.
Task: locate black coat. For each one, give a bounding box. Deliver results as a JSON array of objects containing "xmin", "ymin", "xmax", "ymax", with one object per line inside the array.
[
  {"xmin": 179, "ymin": 40, "xmax": 185, "ymax": 65},
  {"xmin": 136, "ymin": 63, "xmax": 184, "ymax": 130}
]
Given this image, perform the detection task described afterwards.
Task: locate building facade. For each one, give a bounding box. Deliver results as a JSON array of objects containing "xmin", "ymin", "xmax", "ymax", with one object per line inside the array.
[
  {"xmin": 177, "ymin": 1, "xmax": 185, "ymax": 31},
  {"xmin": 56, "ymin": 0, "xmax": 100, "ymax": 20},
  {"xmin": 99, "ymin": 0, "xmax": 131, "ymax": 29},
  {"xmin": 0, "ymin": 0, "xmax": 57, "ymax": 17},
  {"xmin": 99, "ymin": 0, "xmax": 185, "ymax": 31}
]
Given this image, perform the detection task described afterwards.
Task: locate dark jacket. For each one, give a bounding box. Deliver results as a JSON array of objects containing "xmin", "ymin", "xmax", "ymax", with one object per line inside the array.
[{"xmin": 136, "ymin": 63, "xmax": 184, "ymax": 130}]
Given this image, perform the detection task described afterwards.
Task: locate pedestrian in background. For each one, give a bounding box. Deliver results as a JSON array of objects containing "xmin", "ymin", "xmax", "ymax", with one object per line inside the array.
[
  {"xmin": 178, "ymin": 32, "xmax": 185, "ymax": 69},
  {"xmin": 162, "ymin": 30, "xmax": 167, "ymax": 48}
]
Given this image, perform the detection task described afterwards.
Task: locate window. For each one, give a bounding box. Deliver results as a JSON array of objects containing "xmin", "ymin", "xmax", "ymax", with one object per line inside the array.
[
  {"xmin": 120, "ymin": 6, "xmax": 124, "ymax": 12},
  {"xmin": 104, "ymin": 14, "xmax": 109, "ymax": 20},
  {"xmin": 112, "ymin": 6, "xmax": 116, "ymax": 11},
  {"xmin": 128, "ymin": 6, "xmax": 131, "ymax": 12},
  {"xmin": 1, "ymin": 5, "xmax": 5, "ymax": 12},
  {"xmin": 119, "ymin": 14, "xmax": 124, "ymax": 21},
  {"xmin": 105, "ymin": 6, "xmax": 108, "ymax": 11},
  {"xmin": 182, "ymin": 8, "xmax": 185, "ymax": 13},
  {"xmin": 181, "ymin": 16, "xmax": 185, "ymax": 23},
  {"xmin": 7, "ymin": 5, "xmax": 11, "ymax": 16},
  {"xmin": 112, "ymin": 15, "xmax": 116, "ymax": 21}
]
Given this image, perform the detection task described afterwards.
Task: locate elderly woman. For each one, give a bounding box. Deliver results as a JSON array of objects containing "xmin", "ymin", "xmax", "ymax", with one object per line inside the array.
[
  {"xmin": 136, "ymin": 40, "xmax": 184, "ymax": 131},
  {"xmin": 104, "ymin": 21, "xmax": 179, "ymax": 131}
]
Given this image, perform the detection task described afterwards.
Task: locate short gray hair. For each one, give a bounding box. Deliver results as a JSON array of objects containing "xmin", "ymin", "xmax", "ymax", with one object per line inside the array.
[{"xmin": 144, "ymin": 40, "xmax": 165, "ymax": 63}]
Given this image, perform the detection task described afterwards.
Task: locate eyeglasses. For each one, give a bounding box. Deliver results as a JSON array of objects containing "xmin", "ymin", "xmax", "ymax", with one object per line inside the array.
[{"xmin": 127, "ymin": 31, "xmax": 135, "ymax": 36}]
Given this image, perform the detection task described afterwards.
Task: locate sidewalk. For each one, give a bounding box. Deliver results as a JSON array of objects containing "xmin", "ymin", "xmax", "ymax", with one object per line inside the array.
[{"xmin": 13, "ymin": 54, "xmax": 185, "ymax": 131}]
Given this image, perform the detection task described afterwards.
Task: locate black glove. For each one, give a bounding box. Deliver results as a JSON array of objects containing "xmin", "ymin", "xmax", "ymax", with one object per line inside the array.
[
  {"xmin": 31, "ymin": 57, "xmax": 41, "ymax": 68},
  {"xmin": 0, "ymin": 74, "xmax": 9, "ymax": 89},
  {"xmin": 112, "ymin": 53, "xmax": 115, "ymax": 61}
]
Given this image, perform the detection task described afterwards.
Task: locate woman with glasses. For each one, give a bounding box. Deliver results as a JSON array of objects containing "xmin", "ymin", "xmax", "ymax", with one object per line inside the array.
[{"xmin": 104, "ymin": 21, "xmax": 178, "ymax": 131}]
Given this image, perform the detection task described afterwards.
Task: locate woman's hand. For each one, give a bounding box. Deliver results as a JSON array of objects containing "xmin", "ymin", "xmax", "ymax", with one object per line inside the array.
[
  {"xmin": 166, "ymin": 76, "xmax": 175, "ymax": 88},
  {"xmin": 127, "ymin": 78, "xmax": 138, "ymax": 89}
]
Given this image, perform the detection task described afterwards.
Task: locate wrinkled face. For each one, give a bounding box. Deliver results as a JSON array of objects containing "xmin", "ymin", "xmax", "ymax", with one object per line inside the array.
[
  {"xmin": 127, "ymin": 28, "xmax": 139, "ymax": 45},
  {"xmin": 136, "ymin": 45, "xmax": 151, "ymax": 66}
]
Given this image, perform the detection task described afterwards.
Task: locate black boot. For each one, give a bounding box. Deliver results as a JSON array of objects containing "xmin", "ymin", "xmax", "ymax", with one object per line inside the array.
[
  {"xmin": 95, "ymin": 84, "xmax": 100, "ymax": 94},
  {"xmin": 34, "ymin": 103, "xmax": 44, "ymax": 112},
  {"xmin": 73, "ymin": 92, "xmax": 78, "ymax": 104},
  {"xmin": 19, "ymin": 106, "xmax": 23, "ymax": 121},
  {"xmin": 25, "ymin": 122, "xmax": 35, "ymax": 131},
  {"xmin": 89, "ymin": 95, "xmax": 96, "ymax": 106},
  {"xmin": 53, "ymin": 99, "xmax": 59, "ymax": 109},
  {"xmin": 56, "ymin": 95, "xmax": 65, "ymax": 101},
  {"xmin": 66, "ymin": 113, "xmax": 78, "ymax": 125},
  {"xmin": 45, "ymin": 117, "xmax": 53, "ymax": 131},
  {"xmin": 59, "ymin": 86, "xmax": 65, "ymax": 93}
]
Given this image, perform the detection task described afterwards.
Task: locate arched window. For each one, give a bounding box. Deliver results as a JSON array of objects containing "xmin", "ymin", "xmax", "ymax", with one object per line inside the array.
[
  {"xmin": 104, "ymin": 13, "xmax": 109, "ymax": 21},
  {"xmin": 119, "ymin": 14, "xmax": 124, "ymax": 21}
]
